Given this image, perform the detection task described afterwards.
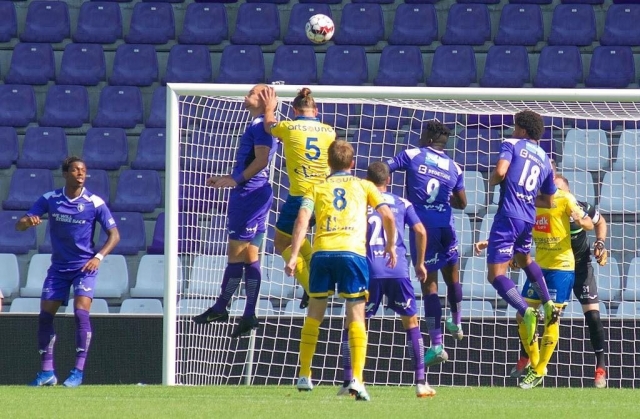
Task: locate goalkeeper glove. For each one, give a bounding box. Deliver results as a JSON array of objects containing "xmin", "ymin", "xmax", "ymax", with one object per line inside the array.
[{"xmin": 593, "ymin": 240, "xmax": 608, "ymax": 266}]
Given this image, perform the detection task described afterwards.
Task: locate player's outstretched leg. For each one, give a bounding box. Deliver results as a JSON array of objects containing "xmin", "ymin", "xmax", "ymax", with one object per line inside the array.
[
  {"xmin": 423, "ymin": 293, "xmax": 448, "ymax": 367},
  {"xmin": 30, "ymin": 311, "xmax": 58, "ymax": 386},
  {"xmin": 192, "ymin": 262, "xmax": 243, "ymax": 324},
  {"xmin": 444, "ymin": 266, "xmax": 464, "ymax": 341},
  {"xmin": 229, "ymin": 261, "xmax": 262, "ymax": 338}
]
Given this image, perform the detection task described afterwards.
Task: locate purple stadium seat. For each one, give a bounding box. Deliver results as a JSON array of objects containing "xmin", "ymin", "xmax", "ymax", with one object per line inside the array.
[
  {"xmin": 0, "ymin": 127, "xmax": 18, "ymax": 169},
  {"xmin": 600, "ymin": 5, "xmax": 640, "ymax": 46},
  {"xmin": 5, "ymin": 43, "xmax": 55, "ymax": 85},
  {"xmin": 561, "ymin": 0, "xmax": 603, "ymax": 4},
  {"xmin": 388, "ymin": 4, "xmax": 437, "ymax": 46},
  {"xmin": 194, "ymin": 0, "xmax": 238, "ymax": 4},
  {"xmin": 109, "ymin": 44, "xmax": 158, "ymax": 86},
  {"xmin": 20, "ymin": 0, "xmax": 70, "ymax": 43},
  {"xmin": 403, "ymin": 0, "xmax": 439, "ymax": 3},
  {"xmin": 454, "ymin": 128, "xmax": 502, "ymax": 172},
  {"xmin": 2, "ymin": 169, "xmax": 54, "ymax": 211},
  {"xmin": 360, "ymin": 105, "xmax": 407, "ymax": 130},
  {"xmin": 40, "ymin": 85, "xmax": 90, "ymax": 128},
  {"xmin": 374, "ymin": 45, "xmax": 423, "ymax": 87},
  {"xmin": 269, "ymin": 45, "xmax": 317, "ymax": 85},
  {"xmin": 131, "ymin": 128, "xmax": 166, "ymax": 170},
  {"xmin": 146, "ymin": 87, "xmax": 166, "ymax": 128},
  {"xmin": 17, "ymin": 127, "xmax": 68, "ymax": 170},
  {"xmin": 319, "ymin": 46, "xmax": 367, "ymax": 86},
  {"xmin": 163, "ymin": 44, "xmax": 212, "ymax": 84},
  {"xmin": 111, "ymin": 169, "xmax": 162, "ymax": 213},
  {"xmin": 480, "ymin": 46, "xmax": 530, "ymax": 88},
  {"xmin": 96, "ymin": 212, "xmax": 146, "ymax": 255},
  {"xmin": 73, "ymin": 1, "xmax": 122, "ymax": 44},
  {"xmin": 178, "ymin": 171, "xmax": 216, "ymax": 213},
  {"xmin": 0, "ymin": 211, "xmax": 36, "ymax": 254},
  {"xmin": 466, "ymin": 114, "xmax": 515, "ymax": 129},
  {"xmin": 93, "ymin": 86, "xmax": 144, "ymax": 129},
  {"xmin": 230, "ymin": 3, "xmax": 279, "ymax": 45},
  {"xmin": 509, "ymin": 0, "xmax": 551, "ymax": 3},
  {"xmin": 85, "ymin": 169, "xmax": 111, "ymax": 205},
  {"xmin": 333, "ymin": 4, "xmax": 384, "ymax": 46},
  {"xmin": 573, "ymin": 120, "xmax": 615, "ymax": 132},
  {"xmin": 441, "ymin": 4, "xmax": 491, "ymax": 46},
  {"xmin": 548, "ymin": 4, "xmax": 596, "ymax": 46},
  {"xmin": 585, "ymin": 46, "xmax": 635, "ymax": 88},
  {"xmin": 316, "ymin": 103, "xmax": 357, "ymax": 131},
  {"xmin": 533, "ymin": 46, "xmax": 582, "ymax": 88},
  {"xmin": 426, "ymin": 45, "xmax": 476, "ymax": 87},
  {"xmin": 147, "ymin": 212, "xmax": 201, "ymax": 255},
  {"xmin": 0, "ymin": 2, "xmax": 17, "ymax": 42},
  {"xmin": 125, "ymin": 2, "xmax": 175, "ymax": 44},
  {"xmin": 298, "ymin": 0, "xmax": 341, "ymax": 4},
  {"xmin": 178, "ymin": 3, "xmax": 228, "ymax": 45},
  {"xmin": 0, "ymin": 85, "xmax": 36, "ymax": 127},
  {"xmin": 283, "ymin": 3, "xmax": 332, "ymax": 45},
  {"xmin": 57, "ymin": 43, "xmax": 106, "ymax": 86},
  {"xmin": 407, "ymin": 110, "xmax": 458, "ymax": 131},
  {"xmin": 215, "ymin": 45, "xmax": 265, "ymax": 84},
  {"xmin": 147, "ymin": 212, "xmax": 165, "ymax": 254},
  {"xmin": 494, "ymin": 4, "xmax": 543, "ymax": 46},
  {"xmin": 39, "ymin": 223, "xmax": 52, "ymax": 254},
  {"xmin": 82, "ymin": 127, "xmax": 128, "ymax": 170},
  {"xmin": 352, "ymin": 130, "xmax": 396, "ymax": 168}
]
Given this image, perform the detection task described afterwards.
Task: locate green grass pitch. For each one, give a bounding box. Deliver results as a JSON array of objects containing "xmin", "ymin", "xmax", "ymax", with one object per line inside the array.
[{"xmin": 2, "ymin": 385, "xmax": 635, "ymax": 419}]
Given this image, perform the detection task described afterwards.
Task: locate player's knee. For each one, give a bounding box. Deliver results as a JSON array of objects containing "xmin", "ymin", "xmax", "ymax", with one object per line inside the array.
[
  {"xmin": 584, "ymin": 309, "xmax": 603, "ymax": 330},
  {"xmin": 38, "ymin": 310, "xmax": 54, "ymax": 325}
]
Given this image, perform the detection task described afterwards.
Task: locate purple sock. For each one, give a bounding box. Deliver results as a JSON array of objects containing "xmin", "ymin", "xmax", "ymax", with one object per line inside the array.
[
  {"xmin": 523, "ymin": 262, "xmax": 551, "ymax": 303},
  {"xmin": 406, "ymin": 327, "xmax": 425, "ymax": 383},
  {"xmin": 341, "ymin": 328, "xmax": 352, "ymax": 384},
  {"xmin": 447, "ymin": 282, "xmax": 463, "ymax": 325},
  {"xmin": 213, "ymin": 262, "xmax": 244, "ymax": 312},
  {"xmin": 37, "ymin": 311, "xmax": 56, "ymax": 372},
  {"xmin": 243, "ymin": 261, "xmax": 261, "ymax": 318},
  {"xmin": 492, "ymin": 275, "xmax": 528, "ymax": 316},
  {"xmin": 423, "ymin": 293, "xmax": 442, "ymax": 346},
  {"xmin": 74, "ymin": 309, "xmax": 92, "ymax": 371}
]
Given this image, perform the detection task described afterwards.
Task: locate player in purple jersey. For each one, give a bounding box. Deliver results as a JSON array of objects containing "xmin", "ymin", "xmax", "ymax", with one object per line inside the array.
[
  {"xmin": 17, "ymin": 157, "xmax": 120, "ymax": 387},
  {"xmin": 193, "ymin": 84, "xmax": 278, "ymax": 339},
  {"xmin": 486, "ymin": 110, "xmax": 557, "ymax": 346},
  {"xmin": 386, "ymin": 121, "xmax": 467, "ymax": 368}
]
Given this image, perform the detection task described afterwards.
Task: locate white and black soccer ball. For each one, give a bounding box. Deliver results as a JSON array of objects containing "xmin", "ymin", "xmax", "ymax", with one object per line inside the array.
[{"xmin": 305, "ymin": 14, "xmax": 335, "ymax": 44}]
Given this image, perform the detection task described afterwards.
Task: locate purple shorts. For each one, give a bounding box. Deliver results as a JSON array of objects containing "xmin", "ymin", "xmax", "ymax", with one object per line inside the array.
[
  {"xmin": 227, "ymin": 184, "xmax": 273, "ymax": 242},
  {"xmin": 41, "ymin": 266, "xmax": 98, "ymax": 304},
  {"xmin": 366, "ymin": 277, "xmax": 417, "ymax": 318},
  {"xmin": 486, "ymin": 213, "xmax": 534, "ymax": 264},
  {"xmin": 410, "ymin": 226, "xmax": 459, "ymax": 272}
]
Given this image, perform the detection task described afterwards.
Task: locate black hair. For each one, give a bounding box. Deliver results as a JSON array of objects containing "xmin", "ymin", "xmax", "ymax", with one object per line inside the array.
[
  {"xmin": 420, "ymin": 120, "xmax": 450, "ymax": 148},
  {"xmin": 366, "ymin": 161, "xmax": 389, "ymax": 187},
  {"xmin": 61, "ymin": 156, "xmax": 85, "ymax": 172},
  {"xmin": 514, "ymin": 110, "xmax": 544, "ymax": 141}
]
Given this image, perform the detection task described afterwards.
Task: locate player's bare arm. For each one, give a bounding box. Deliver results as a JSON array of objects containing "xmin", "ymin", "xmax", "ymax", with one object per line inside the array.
[
  {"xmin": 489, "ymin": 159, "xmax": 510, "ymax": 186},
  {"xmin": 474, "ymin": 240, "xmax": 489, "ymax": 256},
  {"xmin": 593, "ymin": 212, "xmax": 608, "ymax": 266},
  {"xmin": 259, "ymin": 87, "xmax": 278, "ymax": 134},
  {"xmin": 15, "ymin": 215, "xmax": 41, "ymax": 231},
  {"xmin": 450, "ymin": 189, "xmax": 467, "ymax": 210},
  {"xmin": 212, "ymin": 145, "xmax": 272, "ymax": 188},
  {"xmin": 411, "ymin": 221, "xmax": 428, "ymax": 282},
  {"xmin": 285, "ymin": 207, "xmax": 312, "ymax": 277},
  {"xmin": 83, "ymin": 227, "xmax": 121, "ymax": 272},
  {"xmin": 572, "ymin": 211, "xmax": 594, "ymax": 231},
  {"xmin": 376, "ymin": 204, "xmax": 397, "ymax": 269}
]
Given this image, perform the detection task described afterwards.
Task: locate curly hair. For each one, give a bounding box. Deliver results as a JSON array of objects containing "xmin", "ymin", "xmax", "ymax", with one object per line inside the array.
[
  {"xmin": 420, "ymin": 120, "xmax": 450, "ymax": 147},
  {"xmin": 514, "ymin": 110, "xmax": 544, "ymax": 141}
]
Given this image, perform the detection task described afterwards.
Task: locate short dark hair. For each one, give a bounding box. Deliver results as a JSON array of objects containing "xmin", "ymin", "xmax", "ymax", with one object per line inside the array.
[
  {"xmin": 420, "ymin": 120, "xmax": 450, "ymax": 147},
  {"xmin": 554, "ymin": 173, "xmax": 569, "ymax": 188},
  {"xmin": 366, "ymin": 161, "xmax": 389, "ymax": 186},
  {"xmin": 328, "ymin": 139, "xmax": 353, "ymax": 171},
  {"xmin": 514, "ymin": 110, "xmax": 544, "ymax": 141},
  {"xmin": 62, "ymin": 156, "xmax": 85, "ymax": 172}
]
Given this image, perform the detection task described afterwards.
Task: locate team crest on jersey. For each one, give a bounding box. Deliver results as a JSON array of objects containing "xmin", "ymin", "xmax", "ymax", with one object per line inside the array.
[
  {"xmin": 534, "ymin": 215, "xmax": 550, "ymax": 233},
  {"xmin": 77, "ymin": 203, "xmax": 84, "ymax": 212},
  {"xmin": 424, "ymin": 152, "xmax": 440, "ymax": 167}
]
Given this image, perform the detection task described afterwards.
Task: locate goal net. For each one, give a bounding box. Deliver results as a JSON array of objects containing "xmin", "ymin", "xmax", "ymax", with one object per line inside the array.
[{"xmin": 164, "ymin": 84, "xmax": 640, "ymax": 389}]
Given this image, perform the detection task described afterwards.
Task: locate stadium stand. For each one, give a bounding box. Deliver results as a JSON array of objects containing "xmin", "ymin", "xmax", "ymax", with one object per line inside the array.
[
  {"xmin": 40, "ymin": 85, "xmax": 90, "ymax": 128},
  {"xmin": 388, "ymin": 3, "xmax": 437, "ymax": 46},
  {"xmin": 230, "ymin": 3, "xmax": 280, "ymax": 45},
  {"xmin": 82, "ymin": 127, "xmax": 129, "ymax": 171},
  {"xmin": 178, "ymin": 2, "xmax": 228, "ymax": 45},
  {"xmin": 0, "ymin": 2, "xmax": 17, "ymax": 43},
  {"xmin": 109, "ymin": 44, "xmax": 159, "ymax": 86},
  {"xmin": 0, "ymin": 127, "xmax": 19, "ymax": 170},
  {"xmin": 20, "ymin": 0, "xmax": 70, "ymax": 43},
  {"xmin": 3, "ymin": 169, "xmax": 54, "ymax": 211},
  {"xmin": 5, "ymin": 42, "xmax": 55, "ymax": 85},
  {"xmin": 333, "ymin": 3, "xmax": 385, "ymax": 46},
  {"xmin": 73, "ymin": 1, "xmax": 123, "ymax": 44},
  {"xmin": 125, "ymin": 2, "xmax": 175, "ymax": 44},
  {"xmin": 283, "ymin": 3, "xmax": 332, "ymax": 45},
  {"xmin": 57, "ymin": 43, "xmax": 106, "ymax": 86}
]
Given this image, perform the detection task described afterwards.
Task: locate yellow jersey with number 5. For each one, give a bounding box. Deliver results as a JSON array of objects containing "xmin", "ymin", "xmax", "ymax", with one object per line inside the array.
[{"xmin": 271, "ymin": 117, "xmax": 335, "ymax": 196}]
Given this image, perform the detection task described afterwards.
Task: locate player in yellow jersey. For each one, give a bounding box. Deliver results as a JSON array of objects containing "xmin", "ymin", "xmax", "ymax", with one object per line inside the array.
[
  {"xmin": 260, "ymin": 87, "xmax": 336, "ymax": 308},
  {"xmin": 285, "ymin": 140, "xmax": 397, "ymax": 401}
]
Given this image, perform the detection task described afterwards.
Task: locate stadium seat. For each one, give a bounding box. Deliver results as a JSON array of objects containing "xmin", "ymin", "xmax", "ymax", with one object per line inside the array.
[
  {"xmin": 585, "ymin": 46, "xmax": 635, "ymax": 88},
  {"xmin": 373, "ymin": 45, "xmax": 424, "ymax": 87},
  {"xmin": 601, "ymin": 4, "xmax": 640, "ymax": 46},
  {"xmin": 562, "ymin": 0, "xmax": 603, "ymax": 4},
  {"xmin": 73, "ymin": 1, "xmax": 122, "ymax": 44},
  {"xmin": 215, "ymin": 45, "xmax": 265, "ymax": 84},
  {"xmin": 40, "ymin": 85, "xmax": 90, "ymax": 128},
  {"xmin": 131, "ymin": 128, "xmax": 166, "ymax": 170},
  {"xmin": 594, "ymin": 257, "xmax": 622, "ymax": 302},
  {"xmin": 57, "ymin": 43, "xmax": 106, "ymax": 86},
  {"xmin": 548, "ymin": 4, "xmax": 596, "ymax": 46},
  {"xmin": 612, "ymin": 130, "xmax": 640, "ymax": 171},
  {"xmin": 261, "ymin": 254, "xmax": 296, "ymax": 299},
  {"xmin": 441, "ymin": 3, "xmax": 491, "ymax": 46},
  {"xmin": 3, "ymin": 168, "xmax": 54, "ymax": 211},
  {"xmin": 283, "ymin": 3, "xmax": 332, "ymax": 45},
  {"xmin": 20, "ymin": 0, "xmax": 70, "ymax": 43},
  {"xmin": 460, "ymin": 300, "xmax": 495, "ymax": 318},
  {"xmin": 562, "ymin": 301, "xmax": 607, "ymax": 318},
  {"xmin": 109, "ymin": 44, "xmax": 158, "ymax": 86},
  {"xmin": 561, "ymin": 128, "xmax": 609, "ymax": 171},
  {"xmin": 607, "ymin": 221, "xmax": 640, "ymax": 265},
  {"xmin": 533, "ymin": 46, "xmax": 582, "ymax": 88},
  {"xmin": 20, "ymin": 253, "xmax": 50, "ymax": 297},
  {"xmin": 230, "ymin": 298, "xmax": 276, "ymax": 316},
  {"xmin": 316, "ymin": 103, "xmax": 357, "ymax": 131},
  {"xmin": 163, "ymin": 44, "xmax": 212, "ymax": 84},
  {"xmin": 85, "ymin": 169, "xmax": 111, "ymax": 205},
  {"xmin": 0, "ymin": 2, "xmax": 17, "ymax": 42},
  {"xmin": 454, "ymin": 213, "xmax": 474, "ymax": 256},
  {"xmin": 556, "ymin": 170, "xmax": 596, "ymax": 203},
  {"xmin": 82, "ymin": 127, "xmax": 128, "ymax": 171},
  {"xmin": 0, "ymin": 211, "xmax": 36, "ymax": 254},
  {"xmin": 230, "ymin": 3, "xmax": 280, "ymax": 45},
  {"xmin": 178, "ymin": 172, "xmax": 217, "ymax": 214},
  {"xmin": 461, "ymin": 257, "xmax": 498, "ymax": 299},
  {"xmin": 426, "ymin": 45, "xmax": 476, "ymax": 87},
  {"xmin": 453, "ymin": 128, "xmax": 501, "ymax": 172},
  {"xmin": 95, "ymin": 212, "xmax": 145, "ymax": 255},
  {"xmin": 0, "ymin": 85, "xmax": 36, "ymax": 127},
  {"xmin": 333, "ymin": 3, "xmax": 384, "ymax": 46},
  {"xmin": 125, "ymin": 2, "xmax": 175, "ymax": 44},
  {"xmin": 462, "ymin": 171, "xmax": 487, "ymax": 216},
  {"xmin": 178, "ymin": 3, "xmax": 228, "ymax": 45},
  {"xmin": 120, "ymin": 298, "xmax": 163, "ymax": 314},
  {"xmin": 480, "ymin": 45, "xmax": 530, "ymax": 88},
  {"xmin": 92, "ymin": 86, "xmax": 144, "ymax": 129},
  {"xmin": 111, "ymin": 170, "xmax": 161, "ymax": 213},
  {"xmin": 146, "ymin": 87, "xmax": 166, "ymax": 128},
  {"xmin": 130, "ymin": 254, "xmax": 173, "ymax": 298},
  {"xmin": 494, "ymin": 4, "xmax": 543, "ymax": 46},
  {"xmin": 0, "ymin": 127, "xmax": 19, "ymax": 169},
  {"xmin": 352, "ymin": 130, "xmax": 394, "ymax": 169},
  {"xmin": 359, "ymin": 105, "xmax": 407, "ymax": 130},
  {"xmin": 615, "ymin": 301, "xmax": 640, "ymax": 318},
  {"xmin": 177, "ymin": 298, "xmax": 216, "ymax": 316},
  {"xmin": 623, "ymin": 257, "xmax": 640, "ymax": 301},
  {"xmin": 187, "ymin": 255, "xmax": 228, "ymax": 297},
  {"xmin": 269, "ymin": 45, "xmax": 317, "ymax": 85},
  {"xmin": 94, "ymin": 255, "xmax": 129, "ymax": 299},
  {"xmin": 599, "ymin": 171, "xmax": 640, "ymax": 214},
  {"xmin": 388, "ymin": 3, "xmax": 437, "ymax": 45},
  {"xmin": 199, "ymin": 213, "xmax": 229, "ymax": 255},
  {"xmin": 282, "ymin": 300, "xmax": 307, "ymax": 317},
  {"xmin": 9, "ymin": 298, "xmax": 42, "ymax": 313},
  {"xmin": 319, "ymin": 46, "xmax": 367, "ymax": 86},
  {"xmin": 65, "ymin": 298, "xmax": 110, "ymax": 314},
  {"xmin": 146, "ymin": 212, "xmax": 165, "ymax": 255},
  {"xmin": 298, "ymin": 0, "xmax": 341, "ymax": 4},
  {"xmin": 4, "ymin": 43, "xmax": 55, "ymax": 85},
  {"xmin": 573, "ymin": 119, "xmax": 616, "ymax": 132},
  {"xmin": 17, "ymin": 127, "xmax": 68, "ymax": 170},
  {"xmin": 0, "ymin": 253, "xmax": 19, "ymax": 299}
]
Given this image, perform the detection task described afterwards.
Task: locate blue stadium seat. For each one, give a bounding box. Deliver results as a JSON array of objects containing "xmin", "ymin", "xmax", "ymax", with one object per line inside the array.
[
  {"xmin": 178, "ymin": 3, "xmax": 228, "ymax": 45},
  {"xmin": 125, "ymin": 2, "xmax": 175, "ymax": 44},
  {"xmin": 283, "ymin": 3, "xmax": 332, "ymax": 45},
  {"xmin": 316, "ymin": 103, "xmax": 357, "ymax": 130},
  {"xmin": 215, "ymin": 45, "xmax": 264, "ymax": 84},
  {"xmin": 0, "ymin": 127, "xmax": 18, "ymax": 169},
  {"xmin": 82, "ymin": 127, "xmax": 128, "ymax": 171},
  {"xmin": 441, "ymin": 3, "xmax": 490, "ymax": 45},
  {"xmin": 599, "ymin": 171, "xmax": 640, "ymax": 214},
  {"xmin": 0, "ymin": 2, "xmax": 17, "ymax": 42},
  {"xmin": 403, "ymin": 0, "xmax": 439, "ymax": 3},
  {"xmin": 466, "ymin": 114, "xmax": 514, "ymax": 128},
  {"xmin": 4, "ymin": 43, "xmax": 55, "ymax": 85},
  {"xmin": 2, "ymin": 169, "xmax": 54, "ymax": 211},
  {"xmin": 57, "ymin": 43, "xmax": 106, "ymax": 86},
  {"xmin": 269, "ymin": 45, "xmax": 317, "ymax": 85},
  {"xmin": 230, "ymin": 3, "xmax": 279, "ymax": 45},
  {"xmin": 147, "ymin": 212, "xmax": 165, "ymax": 254},
  {"xmin": 509, "ymin": 0, "xmax": 551, "ymax": 3},
  {"xmin": 601, "ymin": 5, "xmax": 640, "ymax": 46},
  {"xmin": 0, "ymin": 85, "xmax": 36, "ymax": 127},
  {"xmin": 74, "ymin": 1, "xmax": 122, "ymax": 44},
  {"xmin": 360, "ymin": 105, "xmax": 407, "ymax": 130},
  {"xmin": 111, "ymin": 169, "xmax": 162, "ymax": 213},
  {"xmin": 480, "ymin": 46, "xmax": 530, "ymax": 88},
  {"xmin": 17, "ymin": 127, "xmax": 68, "ymax": 170},
  {"xmin": 373, "ymin": 45, "xmax": 423, "ymax": 87},
  {"xmin": 426, "ymin": 45, "xmax": 476, "ymax": 87},
  {"xmin": 533, "ymin": 46, "xmax": 582, "ymax": 88},
  {"xmin": 96, "ymin": 212, "xmax": 146, "ymax": 255},
  {"xmin": 562, "ymin": 0, "xmax": 603, "ymax": 4},
  {"xmin": 613, "ymin": 130, "xmax": 640, "ymax": 171},
  {"xmin": 585, "ymin": 46, "xmax": 634, "ymax": 88},
  {"xmin": 109, "ymin": 44, "xmax": 158, "ymax": 86},
  {"xmin": 454, "ymin": 128, "xmax": 502, "ymax": 172},
  {"xmin": 93, "ymin": 86, "xmax": 144, "ymax": 129},
  {"xmin": 548, "ymin": 4, "xmax": 596, "ymax": 46},
  {"xmin": 494, "ymin": 4, "xmax": 543, "ymax": 46},
  {"xmin": 131, "ymin": 128, "xmax": 166, "ymax": 170},
  {"xmin": 333, "ymin": 3, "xmax": 384, "ymax": 46},
  {"xmin": 0, "ymin": 211, "xmax": 36, "ymax": 254},
  {"xmin": 20, "ymin": 0, "xmax": 70, "ymax": 43},
  {"xmin": 561, "ymin": 128, "xmax": 609, "ymax": 171},
  {"xmin": 178, "ymin": 171, "xmax": 217, "ymax": 214},
  {"xmin": 147, "ymin": 212, "xmax": 201, "ymax": 255},
  {"xmin": 319, "ymin": 46, "xmax": 367, "ymax": 86},
  {"xmin": 85, "ymin": 169, "xmax": 111, "ymax": 205},
  {"xmin": 298, "ymin": 0, "xmax": 341, "ymax": 4},
  {"xmin": 146, "ymin": 87, "xmax": 166, "ymax": 128},
  {"xmin": 163, "ymin": 44, "xmax": 212, "ymax": 83},
  {"xmin": 388, "ymin": 4, "xmax": 437, "ymax": 45},
  {"xmin": 40, "ymin": 85, "xmax": 90, "ymax": 128}
]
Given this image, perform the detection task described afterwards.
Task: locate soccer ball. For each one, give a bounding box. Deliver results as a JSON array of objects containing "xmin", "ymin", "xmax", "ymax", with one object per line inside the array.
[{"xmin": 305, "ymin": 14, "xmax": 335, "ymax": 44}]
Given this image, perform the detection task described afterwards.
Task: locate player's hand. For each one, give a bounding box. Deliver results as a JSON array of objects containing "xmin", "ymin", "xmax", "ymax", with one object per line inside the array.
[
  {"xmin": 81, "ymin": 257, "xmax": 100, "ymax": 273},
  {"xmin": 593, "ymin": 240, "xmax": 608, "ymax": 266},
  {"xmin": 384, "ymin": 244, "xmax": 397, "ymax": 269},
  {"xmin": 509, "ymin": 259, "xmax": 519, "ymax": 269},
  {"xmin": 259, "ymin": 87, "xmax": 278, "ymax": 111},
  {"xmin": 414, "ymin": 263, "xmax": 427, "ymax": 283},
  {"xmin": 284, "ymin": 258, "xmax": 297, "ymax": 277},
  {"xmin": 205, "ymin": 176, "xmax": 222, "ymax": 187},
  {"xmin": 474, "ymin": 240, "xmax": 488, "ymax": 256},
  {"xmin": 207, "ymin": 176, "xmax": 237, "ymax": 189},
  {"xmin": 24, "ymin": 215, "xmax": 42, "ymax": 227}
]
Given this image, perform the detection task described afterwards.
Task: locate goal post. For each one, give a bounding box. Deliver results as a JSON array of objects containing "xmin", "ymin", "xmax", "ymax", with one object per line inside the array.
[{"xmin": 164, "ymin": 84, "xmax": 640, "ymax": 388}]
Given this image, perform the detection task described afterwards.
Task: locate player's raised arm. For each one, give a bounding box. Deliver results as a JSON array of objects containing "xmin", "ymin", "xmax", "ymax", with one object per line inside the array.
[{"xmin": 259, "ymin": 86, "xmax": 278, "ymax": 135}]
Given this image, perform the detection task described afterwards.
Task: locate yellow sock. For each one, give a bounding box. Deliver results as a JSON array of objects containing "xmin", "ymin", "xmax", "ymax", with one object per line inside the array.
[
  {"xmin": 534, "ymin": 321, "xmax": 559, "ymax": 376},
  {"xmin": 518, "ymin": 322, "xmax": 539, "ymax": 368},
  {"xmin": 299, "ymin": 317, "xmax": 320, "ymax": 378},
  {"xmin": 349, "ymin": 321, "xmax": 368, "ymax": 383},
  {"xmin": 282, "ymin": 243, "xmax": 310, "ymax": 293}
]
